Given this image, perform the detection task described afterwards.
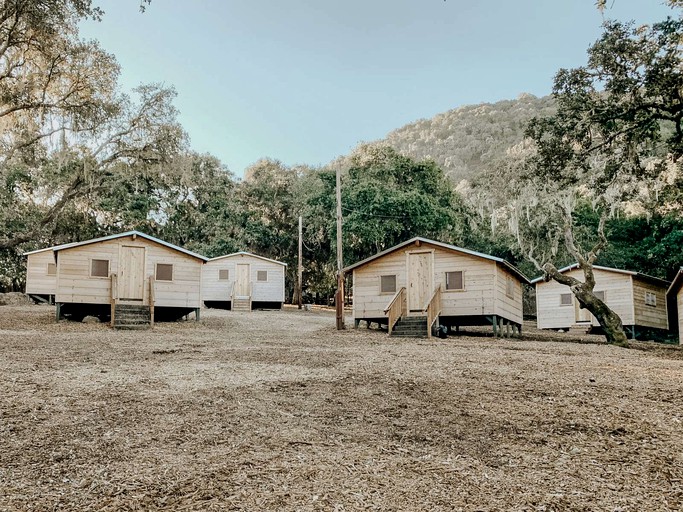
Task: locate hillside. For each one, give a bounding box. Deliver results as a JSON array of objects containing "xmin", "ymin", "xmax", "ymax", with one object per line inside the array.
[{"xmin": 381, "ymin": 93, "xmax": 556, "ymax": 183}]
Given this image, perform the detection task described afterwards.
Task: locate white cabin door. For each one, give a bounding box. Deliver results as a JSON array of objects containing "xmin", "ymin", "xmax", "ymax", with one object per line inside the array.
[
  {"xmin": 407, "ymin": 251, "xmax": 432, "ymax": 314},
  {"xmin": 119, "ymin": 246, "xmax": 145, "ymax": 302},
  {"xmin": 575, "ymin": 299, "xmax": 592, "ymax": 323},
  {"xmin": 235, "ymin": 264, "xmax": 250, "ymax": 298}
]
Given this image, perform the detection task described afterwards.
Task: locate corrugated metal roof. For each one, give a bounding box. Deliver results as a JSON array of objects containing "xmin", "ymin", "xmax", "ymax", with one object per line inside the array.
[
  {"xmin": 208, "ymin": 251, "xmax": 287, "ymax": 266},
  {"xmin": 24, "ymin": 231, "xmax": 208, "ymax": 261},
  {"xmin": 531, "ymin": 263, "xmax": 670, "ymax": 287},
  {"xmin": 343, "ymin": 236, "xmax": 530, "ymax": 283}
]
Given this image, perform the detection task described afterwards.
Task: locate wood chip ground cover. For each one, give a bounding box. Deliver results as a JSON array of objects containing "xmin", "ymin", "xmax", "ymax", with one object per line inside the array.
[{"xmin": 0, "ymin": 305, "xmax": 682, "ymax": 511}]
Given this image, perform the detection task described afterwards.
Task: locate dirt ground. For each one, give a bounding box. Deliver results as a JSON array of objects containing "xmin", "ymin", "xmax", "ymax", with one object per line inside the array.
[{"xmin": 0, "ymin": 305, "xmax": 682, "ymax": 511}]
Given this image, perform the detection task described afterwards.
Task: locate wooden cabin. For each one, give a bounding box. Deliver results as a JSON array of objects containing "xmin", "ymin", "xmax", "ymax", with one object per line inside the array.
[
  {"xmin": 25, "ymin": 231, "xmax": 207, "ymax": 329},
  {"xmin": 667, "ymin": 268, "xmax": 683, "ymax": 345},
  {"xmin": 344, "ymin": 237, "xmax": 529, "ymax": 338},
  {"xmin": 533, "ymin": 264, "xmax": 670, "ymax": 339},
  {"xmin": 202, "ymin": 252, "xmax": 286, "ymax": 311}
]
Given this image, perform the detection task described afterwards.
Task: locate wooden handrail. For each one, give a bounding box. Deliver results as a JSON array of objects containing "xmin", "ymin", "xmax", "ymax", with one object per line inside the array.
[
  {"xmin": 149, "ymin": 276, "xmax": 155, "ymax": 328},
  {"xmin": 110, "ymin": 274, "xmax": 118, "ymax": 327},
  {"xmin": 383, "ymin": 287, "xmax": 406, "ymax": 335},
  {"xmin": 424, "ymin": 284, "xmax": 442, "ymax": 338}
]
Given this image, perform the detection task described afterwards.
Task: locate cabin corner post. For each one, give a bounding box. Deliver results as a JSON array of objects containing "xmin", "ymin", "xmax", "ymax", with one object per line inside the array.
[{"xmin": 195, "ymin": 308, "xmax": 200, "ymax": 321}]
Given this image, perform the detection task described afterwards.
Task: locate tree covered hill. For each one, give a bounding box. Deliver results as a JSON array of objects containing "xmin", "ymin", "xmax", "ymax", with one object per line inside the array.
[{"xmin": 380, "ymin": 93, "xmax": 557, "ymax": 184}]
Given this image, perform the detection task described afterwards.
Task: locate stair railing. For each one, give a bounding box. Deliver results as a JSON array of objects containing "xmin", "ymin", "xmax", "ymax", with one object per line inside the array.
[
  {"xmin": 110, "ymin": 274, "xmax": 118, "ymax": 327},
  {"xmin": 148, "ymin": 276, "xmax": 155, "ymax": 328},
  {"xmin": 424, "ymin": 284, "xmax": 442, "ymax": 338},
  {"xmin": 383, "ymin": 287, "xmax": 406, "ymax": 335}
]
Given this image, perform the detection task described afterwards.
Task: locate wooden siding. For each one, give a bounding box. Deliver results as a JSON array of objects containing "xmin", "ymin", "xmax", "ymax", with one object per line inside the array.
[
  {"xmin": 632, "ymin": 277, "xmax": 668, "ymax": 330},
  {"xmin": 493, "ymin": 264, "xmax": 523, "ymax": 324},
  {"xmin": 678, "ymin": 289, "xmax": 683, "ymax": 344},
  {"xmin": 202, "ymin": 254, "xmax": 285, "ymax": 303},
  {"xmin": 352, "ymin": 241, "xmax": 523, "ymax": 322},
  {"xmin": 55, "ymin": 235, "xmax": 202, "ymax": 308},
  {"xmin": 536, "ymin": 268, "xmax": 634, "ymax": 329},
  {"xmin": 25, "ymin": 251, "xmax": 57, "ymax": 295}
]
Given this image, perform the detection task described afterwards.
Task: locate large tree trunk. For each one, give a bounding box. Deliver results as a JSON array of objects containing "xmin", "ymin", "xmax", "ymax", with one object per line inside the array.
[{"xmin": 570, "ymin": 283, "xmax": 629, "ymax": 346}]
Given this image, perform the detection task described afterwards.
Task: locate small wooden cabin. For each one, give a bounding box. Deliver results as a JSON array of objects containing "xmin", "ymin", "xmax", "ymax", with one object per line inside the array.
[
  {"xmin": 345, "ymin": 237, "xmax": 529, "ymax": 337},
  {"xmin": 25, "ymin": 231, "xmax": 207, "ymax": 328},
  {"xmin": 533, "ymin": 264, "xmax": 670, "ymax": 339},
  {"xmin": 667, "ymin": 268, "xmax": 683, "ymax": 345},
  {"xmin": 202, "ymin": 252, "xmax": 286, "ymax": 311}
]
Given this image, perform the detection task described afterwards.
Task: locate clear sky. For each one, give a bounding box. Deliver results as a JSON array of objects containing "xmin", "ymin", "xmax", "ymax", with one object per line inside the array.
[{"xmin": 79, "ymin": 1, "xmax": 674, "ymax": 177}]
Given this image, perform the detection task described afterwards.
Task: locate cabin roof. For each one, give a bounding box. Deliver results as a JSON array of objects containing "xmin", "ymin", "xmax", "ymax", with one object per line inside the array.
[
  {"xmin": 343, "ymin": 236, "xmax": 530, "ymax": 283},
  {"xmin": 667, "ymin": 268, "xmax": 683, "ymax": 297},
  {"xmin": 207, "ymin": 251, "xmax": 287, "ymax": 266},
  {"xmin": 530, "ymin": 263, "xmax": 670, "ymax": 288},
  {"xmin": 23, "ymin": 231, "xmax": 208, "ymax": 262}
]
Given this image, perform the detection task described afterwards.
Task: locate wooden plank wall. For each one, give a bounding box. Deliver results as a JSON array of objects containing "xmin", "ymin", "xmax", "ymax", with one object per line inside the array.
[
  {"xmin": 202, "ymin": 254, "xmax": 285, "ymax": 303},
  {"xmin": 678, "ymin": 290, "xmax": 683, "ymax": 344},
  {"xmin": 352, "ymin": 242, "xmax": 520, "ymax": 321},
  {"xmin": 493, "ymin": 264, "xmax": 524, "ymax": 324},
  {"xmin": 25, "ymin": 251, "xmax": 57, "ymax": 295},
  {"xmin": 632, "ymin": 277, "xmax": 669, "ymax": 330},
  {"xmin": 55, "ymin": 236, "xmax": 202, "ymax": 308},
  {"xmin": 535, "ymin": 268, "xmax": 634, "ymax": 329}
]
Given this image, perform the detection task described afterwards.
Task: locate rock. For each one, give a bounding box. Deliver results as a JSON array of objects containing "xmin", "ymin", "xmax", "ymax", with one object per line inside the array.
[
  {"xmin": 0, "ymin": 292, "xmax": 32, "ymax": 306},
  {"xmin": 82, "ymin": 316, "xmax": 100, "ymax": 324}
]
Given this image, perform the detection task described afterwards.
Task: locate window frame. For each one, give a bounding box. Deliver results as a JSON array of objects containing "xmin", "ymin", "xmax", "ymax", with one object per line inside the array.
[
  {"xmin": 560, "ymin": 293, "xmax": 572, "ymax": 306},
  {"xmin": 256, "ymin": 270, "xmax": 268, "ymax": 282},
  {"xmin": 445, "ymin": 270, "xmax": 464, "ymax": 292},
  {"xmin": 379, "ymin": 274, "xmax": 397, "ymax": 295},
  {"xmin": 505, "ymin": 277, "xmax": 515, "ymax": 299},
  {"xmin": 594, "ymin": 290, "xmax": 606, "ymax": 302},
  {"xmin": 155, "ymin": 263, "xmax": 174, "ymax": 282},
  {"xmin": 645, "ymin": 291, "xmax": 657, "ymax": 307},
  {"xmin": 218, "ymin": 269, "xmax": 229, "ymax": 281},
  {"xmin": 47, "ymin": 263, "xmax": 57, "ymax": 276},
  {"xmin": 90, "ymin": 258, "xmax": 110, "ymax": 279}
]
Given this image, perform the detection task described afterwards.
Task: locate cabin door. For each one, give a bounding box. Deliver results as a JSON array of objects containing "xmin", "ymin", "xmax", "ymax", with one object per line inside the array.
[
  {"xmin": 574, "ymin": 299, "xmax": 592, "ymax": 323},
  {"xmin": 407, "ymin": 251, "xmax": 433, "ymax": 314},
  {"xmin": 235, "ymin": 264, "xmax": 250, "ymax": 298},
  {"xmin": 119, "ymin": 246, "xmax": 146, "ymax": 302}
]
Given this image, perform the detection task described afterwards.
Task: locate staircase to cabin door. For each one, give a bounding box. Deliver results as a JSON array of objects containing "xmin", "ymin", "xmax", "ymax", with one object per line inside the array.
[
  {"xmin": 113, "ymin": 304, "xmax": 151, "ymax": 330},
  {"xmin": 391, "ymin": 316, "xmax": 428, "ymax": 338},
  {"xmin": 232, "ymin": 297, "xmax": 251, "ymax": 312}
]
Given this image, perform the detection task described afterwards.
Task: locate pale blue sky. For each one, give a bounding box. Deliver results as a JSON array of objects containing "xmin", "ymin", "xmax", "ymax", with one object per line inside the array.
[{"xmin": 80, "ymin": 1, "xmax": 673, "ymax": 177}]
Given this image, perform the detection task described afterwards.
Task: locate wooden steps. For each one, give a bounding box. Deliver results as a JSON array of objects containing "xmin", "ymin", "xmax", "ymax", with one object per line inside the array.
[
  {"xmin": 232, "ymin": 297, "xmax": 251, "ymax": 312},
  {"xmin": 568, "ymin": 324, "xmax": 592, "ymax": 335},
  {"xmin": 391, "ymin": 316, "xmax": 428, "ymax": 338},
  {"xmin": 114, "ymin": 304, "xmax": 151, "ymax": 330}
]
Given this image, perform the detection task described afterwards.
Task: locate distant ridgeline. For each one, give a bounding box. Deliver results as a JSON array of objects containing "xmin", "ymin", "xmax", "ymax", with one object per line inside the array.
[{"xmin": 381, "ymin": 94, "xmax": 556, "ymax": 185}]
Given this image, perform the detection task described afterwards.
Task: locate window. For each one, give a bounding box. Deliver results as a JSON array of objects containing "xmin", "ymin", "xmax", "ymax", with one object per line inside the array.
[
  {"xmin": 91, "ymin": 259, "xmax": 109, "ymax": 278},
  {"xmin": 156, "ymin": 263, "xmax": 173, "ymax": 281},
  {"xmin": 506, "ymin": 277, "xmax": 515, "ymax": 299},
  {"xmin": 645, "ymin": 291, "xmax": 657, "ymax": 307},
  {"xmin": 47, "ymin": 263, "xmax": 57, "ymax": 276},
  {"xmin": 380, "ymin": 275, "xmax": 397, "ymax": 294},
  {"xmin": 219, "ymin": 269, "xmax": 229, "ymax": 280},
  {"xmin": 445, "ymin": 271, "xmax": 464, "ymax": 291},
  {"xmin": 594, "ymin": 291, "xmax": 605, "ymax": 302},
  {"xmin": 560, "ymin": 293, "xmax": 572, "ymax": 306},
  {"xmin": 257, "ymin": 270, "xmax": 268, "ymax": 282}
]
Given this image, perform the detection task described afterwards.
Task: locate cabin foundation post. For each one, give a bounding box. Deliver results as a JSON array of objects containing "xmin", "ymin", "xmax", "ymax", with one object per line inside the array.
[
  {"xmin": 498, "ymin": 317, "xmax": 504, "ymax": 338},
  {"xmin": 505, "ymin": 320, "xmax": 510, "ymax": 338},
  {"xmin": 195, "ymin": 308, "xmax": 200, "ymax": 322},
  {"xmin": 354, "ymin": 318, "xmax": 360, "ymax": 329},
  {"xmin": 629, "ymin": 326, "xmax": 636, "ymax": 340},
  {"xmin": 491, "ymin": 315, "xmax": 497, "ymax": 337},
  {"xmin": 55, "ymin": 303, "xmax": 61, "ymax": 322}
]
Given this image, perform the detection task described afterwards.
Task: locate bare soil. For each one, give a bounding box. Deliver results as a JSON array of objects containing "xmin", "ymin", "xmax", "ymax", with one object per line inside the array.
[{"xmin": 1, "ymin": 305, "xmax": 682, "ymax": 511}]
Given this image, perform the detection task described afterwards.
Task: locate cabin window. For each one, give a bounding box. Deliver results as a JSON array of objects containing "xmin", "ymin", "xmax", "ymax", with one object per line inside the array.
[
  {"xmin": 257, "ymin": 270, "xmax": 268, "ymax": 282},
  {"xmin": 47, "ymin": 263, "xmax": 57, "ymax": 276},
  {"xmin": 90, "ymin": 259, "xmax": 109, "ymax": 278},
  {"xmin": 156, "ymin": 263, "xmax": 173, "ymax": 281},
  {"xmin": 445, "ymin": 271, "xmax": 464, "ymax": 291},
  {"xmin": 560, "ymin": 293, "xmax": 572, "ymax": 306},
  {"xmin": 645, "ymin": 291, "xmax": 657, "ymax": 307},
  {"xmin": 219, "ymin": 269, "xmax": 229, "ymax": 280},
  {"xmin": 506, "ymin": 277, "xmax": 515, "ymax": 299},
  {"xmin": 380, "ymin": 275, "xmax": 397, "ymax": 294}
]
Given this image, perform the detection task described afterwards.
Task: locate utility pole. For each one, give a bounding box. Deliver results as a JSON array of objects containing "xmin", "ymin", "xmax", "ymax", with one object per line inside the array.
[
  {"xmin": 335, "ymin": 166, "xmax": 345, "ymax": 330},
  {"xmin": 297, "ymin": 214, "xmax": 303, "ymax": 309}
]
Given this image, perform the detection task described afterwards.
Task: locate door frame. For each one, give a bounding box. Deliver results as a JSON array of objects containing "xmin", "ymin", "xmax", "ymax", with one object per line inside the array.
[
  {"xmin": 118, "ymin": 244, "xmax": 147, "ymax": 304},
  {"xmin": 235, "ymin": 263, "xmax": 251, "ymax": 298},
  {"xmin": 405, "ymin": 249, "xmax": 434, "ymax": 315},
  {"xmin": 574, "ymin": 297, "xmax": 592, "ymax": 324}
]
